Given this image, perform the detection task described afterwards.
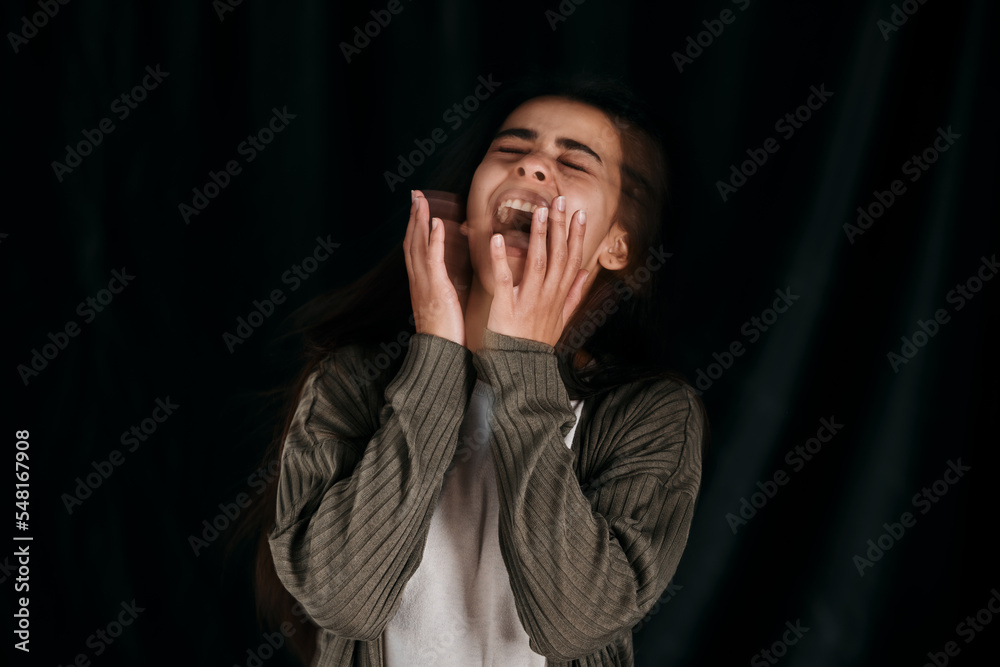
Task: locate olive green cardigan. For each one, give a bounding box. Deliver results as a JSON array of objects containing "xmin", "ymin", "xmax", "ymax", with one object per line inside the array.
[{"xmin": 269, "ymin": 329, "xmax": 704, "ymax": 666}]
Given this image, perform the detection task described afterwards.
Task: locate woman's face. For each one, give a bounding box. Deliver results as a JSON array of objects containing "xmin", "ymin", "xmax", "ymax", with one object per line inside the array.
[{"xmin": 462, "ymin": 96, "xmax": 626, "ymax": 293}]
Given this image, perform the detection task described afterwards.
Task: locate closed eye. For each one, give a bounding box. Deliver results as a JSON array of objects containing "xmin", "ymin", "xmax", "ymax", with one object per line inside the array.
[{"xmin": 496, "ymin": 147, "xmax": 589, "ymax": 173}]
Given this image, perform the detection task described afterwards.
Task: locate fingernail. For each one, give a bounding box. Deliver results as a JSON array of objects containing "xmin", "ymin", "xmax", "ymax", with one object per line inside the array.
[
  {"xmin": 556, "ymin": 196, "xmax": 566, "ymax": 212},
  {"xmin": 578, "ymin": 210, "xmax": 587, "ymax": 225},
  {"xmin": 410, "ymin": 190, "xmax": 415, "ymax": 202},
  {"xmin": 432, "ymin": 217, "xmax": 439, "ymax": 231},
  {"xmin": 538, "ymin": 207, "xmax": 548, "ymax": 223},
  {"xmin": 493, "ymin": 234, "xmax": 502, "ymax": 247}
]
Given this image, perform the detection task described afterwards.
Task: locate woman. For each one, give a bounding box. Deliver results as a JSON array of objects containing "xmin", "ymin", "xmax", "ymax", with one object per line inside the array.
[{"xmin": 237, "ymin": 73, "xmax": 707, "ymax": 667}]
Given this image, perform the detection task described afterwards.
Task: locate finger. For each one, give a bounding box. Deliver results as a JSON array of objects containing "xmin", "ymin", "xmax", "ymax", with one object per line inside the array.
[
  {"xmin": 547, "ymin": 198, "xmax": 569, "ymax": 278},
  {"xmin": 410, "ymin": 191, "xmax": 429, "ymax": 269},
  {"xmin": 403, "ymin": 191, "xmax": 420, "ymax": 281},
  {"xmin": 547, "ymin": 195, "xmax": 566, "ymax": 234},
  {"xmin": 536, "ymin": 195, "xmax": 563, "ymax": 292},
  {"xmin": 404, "ymin": 190, "xmax": 424, "ymax": 253},
  {"xmin": 407, "ymin": 193, "xmax": 434, "ymax": 307},
  {"xmin": 558, "ymin": 208, "xmax": 587, "ymax": 295},
  {"xmin": 489, "ymin": 232, "xmax": 513, "ymax": 314},
  {"xmin": 427, "ymin": 217, "xmax": 447, "ymax": 281},
  {"xmin": 523, "ymin": 202, "xmax": 549, "ymax": 297},
  {"xmin": 403, "ymin": 192, "xmax": 413, "ymax": 252}
]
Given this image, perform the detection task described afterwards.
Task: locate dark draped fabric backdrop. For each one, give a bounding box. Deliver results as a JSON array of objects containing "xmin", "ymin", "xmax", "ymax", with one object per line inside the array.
[{"xmin": 5, "ymin": 0, "xmax": 996, "ymax": 665}]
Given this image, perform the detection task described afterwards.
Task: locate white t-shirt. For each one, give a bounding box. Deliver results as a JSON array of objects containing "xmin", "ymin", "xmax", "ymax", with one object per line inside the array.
[{"xmin": 382, "ymin": 376, "xmax": 584, "ymax": 666}]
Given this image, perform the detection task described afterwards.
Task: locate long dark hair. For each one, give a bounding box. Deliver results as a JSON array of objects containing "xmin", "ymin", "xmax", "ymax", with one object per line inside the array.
[{"xmin": 226, "ymin": 70, "xmax": 709, "ymax": 665}]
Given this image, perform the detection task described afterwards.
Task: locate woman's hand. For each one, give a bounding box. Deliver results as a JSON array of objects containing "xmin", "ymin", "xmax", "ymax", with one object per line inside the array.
[
  {"xmin": 487, "ymin": 195, "xmax": 589, "ymax": 347},
  {"xmin": 403, "ymin": 190, "xmax": 466, "ymax": 346}
]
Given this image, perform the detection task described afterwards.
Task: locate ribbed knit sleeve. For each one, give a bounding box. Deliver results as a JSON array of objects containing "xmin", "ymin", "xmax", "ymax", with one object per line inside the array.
[
  {"xmin": 267, "ymin": 333, "xmax": 476, "ymax": 641},
  {"xmin": 472, "ymin": 327, "xmax": 704, "ymax": 662}
]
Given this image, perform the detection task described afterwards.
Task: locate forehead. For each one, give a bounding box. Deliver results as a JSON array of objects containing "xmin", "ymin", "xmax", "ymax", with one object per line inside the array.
[{"xmin": 499, "ymin": 96, "xmax": 621, "ymax": 165}]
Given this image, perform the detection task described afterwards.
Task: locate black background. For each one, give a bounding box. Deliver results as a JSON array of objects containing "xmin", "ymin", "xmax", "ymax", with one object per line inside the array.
[{"xmin": 4, "ymin": 0, "xmax": 997, "ymax": 665}]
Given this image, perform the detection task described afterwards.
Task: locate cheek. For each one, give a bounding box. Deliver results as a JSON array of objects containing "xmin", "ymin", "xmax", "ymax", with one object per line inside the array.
[
  {"xmin": 573, "ymin": 194, "xmax": 614, "ymax": 264},
  {"xmin": 466, "ymin": 222, "xmax": 495, "ymax": 279},
  {"xmin": 466, "ymin": 163, "xmax": 496, "ymax": 220},
  {"xmin": 580, "ymin": 229, "xmax": 605, "ymax": 269}
]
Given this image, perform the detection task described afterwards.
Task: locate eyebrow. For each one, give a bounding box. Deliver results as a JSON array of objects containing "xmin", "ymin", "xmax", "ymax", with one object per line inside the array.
[{"xmin": 492, "ymin": 127, "xmax": 604, "ymax": 166}]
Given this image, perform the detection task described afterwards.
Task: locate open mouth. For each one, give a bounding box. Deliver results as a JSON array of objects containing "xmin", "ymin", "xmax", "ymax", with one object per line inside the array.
[{"xmin": 495, "ymin": 198, "xmax": 539, "ymax": 234}]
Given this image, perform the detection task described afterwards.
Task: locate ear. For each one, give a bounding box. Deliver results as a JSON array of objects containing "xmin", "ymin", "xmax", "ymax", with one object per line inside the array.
[{"xmin": 597, "ymin": 222, "xmax": 629, "ymax": 271}]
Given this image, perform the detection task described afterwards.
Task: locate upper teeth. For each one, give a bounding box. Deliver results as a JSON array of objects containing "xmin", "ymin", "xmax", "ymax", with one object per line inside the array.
[{"xmin": 497, "ymin": 198, "xmax": 538, "ymax": 224}]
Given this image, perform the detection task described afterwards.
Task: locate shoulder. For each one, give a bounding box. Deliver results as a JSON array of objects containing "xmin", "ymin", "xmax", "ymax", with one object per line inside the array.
[
  {"xmin": 594, "ymin": 373, "xmax": 705, "ymax": 436},
  {"xmin": 286, "ymin": 342, "xmax": 388, "ymax": 450},
  {"xmin": 613, "ymin": 372, "xmax": 699, "ymax": 413},
  {"xmin": 583, "ymin": 373, "xmax": 705, "ymax": 492},
  {"xmin": 311, "ymin": 338, "xmax": 410, "ymax": 397},
  {"xmin": 301, "ymin": 343, "xmax": 378, "ymax": 406},
  {"xmin": 302, "ymin": 333, "xmax": 458, "ymax": 416}
]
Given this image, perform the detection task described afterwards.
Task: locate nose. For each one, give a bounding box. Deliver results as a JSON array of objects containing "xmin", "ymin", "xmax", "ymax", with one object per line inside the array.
[
  {"xmin": 515, "ymin": 152, "xmax": 550, "ymax": 182},
  {"xmin": 517, "ymin": 165, "xmax": 545, "ymax": 181}
]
